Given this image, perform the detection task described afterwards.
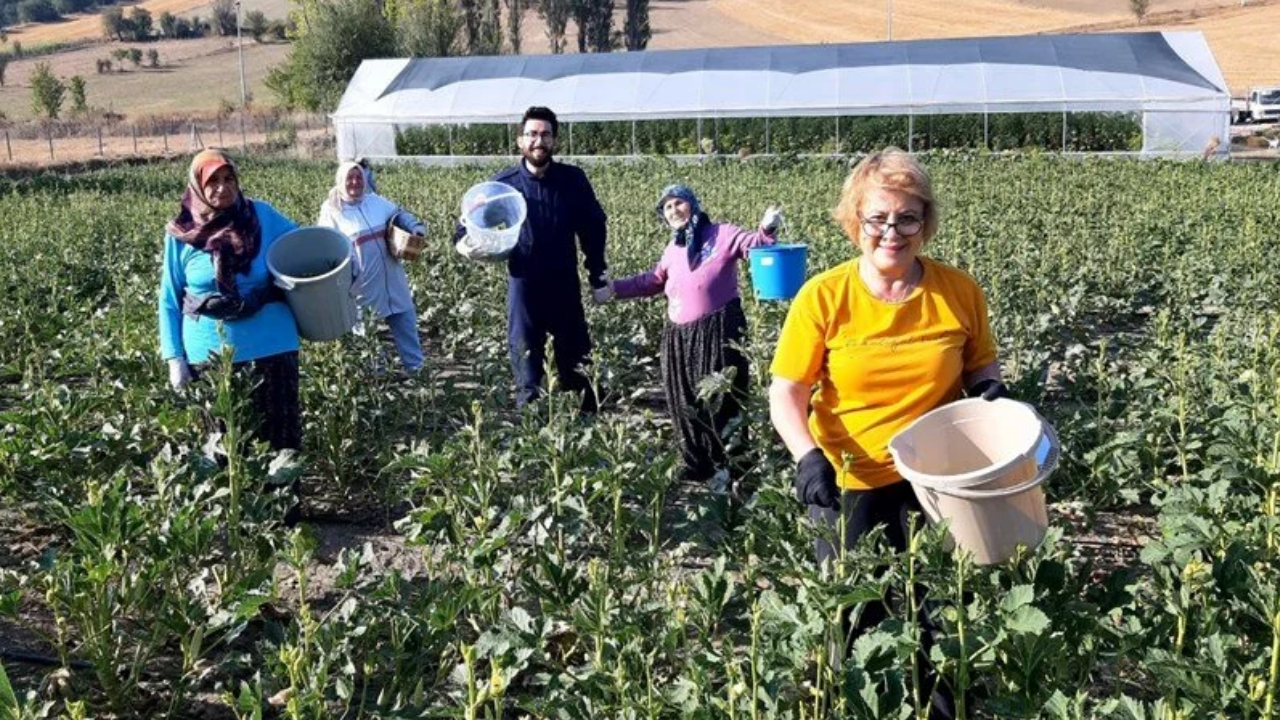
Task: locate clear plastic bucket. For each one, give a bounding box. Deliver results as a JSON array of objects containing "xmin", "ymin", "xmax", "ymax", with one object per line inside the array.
[
  {"xmin": 887, "ymin": 398, "xmax": 1059, "ymax": 564},
  {"xmin": 266, "ymin": 226, "xmax": 357, "ymax": 343},
  {"xmin": 459, "ymin": 181, "xmax": 527, "ymax": 261}
]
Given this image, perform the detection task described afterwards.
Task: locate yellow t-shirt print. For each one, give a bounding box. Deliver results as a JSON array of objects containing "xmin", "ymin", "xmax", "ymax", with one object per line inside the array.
[{"xmin": 771, "ymin": 256, "xmax": 997, "ymax": 490}]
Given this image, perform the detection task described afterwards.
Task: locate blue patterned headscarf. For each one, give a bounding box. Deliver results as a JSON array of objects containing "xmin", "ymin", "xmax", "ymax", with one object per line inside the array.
[{"xmin": 656, "ymin": 184, "xmax": 711, "ymax": 267}]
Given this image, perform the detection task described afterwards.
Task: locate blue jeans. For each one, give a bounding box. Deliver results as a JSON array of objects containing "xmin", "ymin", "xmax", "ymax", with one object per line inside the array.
[{"xmin": 385, "ymin": 309, "xmax": 424, "ymax": 371}]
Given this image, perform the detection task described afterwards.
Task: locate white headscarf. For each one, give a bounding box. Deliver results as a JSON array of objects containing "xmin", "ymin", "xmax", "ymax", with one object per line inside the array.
[{"xmin": 327, "ymin": 161, "xmax": 365, "ymax": 212}]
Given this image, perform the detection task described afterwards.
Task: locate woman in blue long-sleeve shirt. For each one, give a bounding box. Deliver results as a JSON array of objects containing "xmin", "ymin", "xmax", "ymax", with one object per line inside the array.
[{"xmin": 157, "ymin": 149, "xmax": 303, "ymax": 455}]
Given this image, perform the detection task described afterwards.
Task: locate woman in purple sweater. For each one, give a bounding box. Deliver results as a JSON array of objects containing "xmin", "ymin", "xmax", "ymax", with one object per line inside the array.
[{"xmin": 597, "ymin": 184, "xmax": 782, "ymax": 494}]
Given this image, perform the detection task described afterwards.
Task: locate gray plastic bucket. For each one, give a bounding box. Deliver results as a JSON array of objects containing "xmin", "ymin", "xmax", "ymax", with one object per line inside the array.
[
  {"xmin": 888, "ymin": 398, "xmax": 1059, "ymax": 565},
  {"xmin": 266, "ymin": 226, "xmax": 357, "ymax": 343}
]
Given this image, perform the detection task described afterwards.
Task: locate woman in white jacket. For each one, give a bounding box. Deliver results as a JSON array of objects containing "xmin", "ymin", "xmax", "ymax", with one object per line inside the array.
[{"xmin": 318, "ymin": 161, "xmax": 426, "ymax": 372}]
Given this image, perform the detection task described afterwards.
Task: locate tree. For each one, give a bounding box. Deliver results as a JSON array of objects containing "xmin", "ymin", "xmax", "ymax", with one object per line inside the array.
[
  {"xmin": 158, "ymin": 10, "xmax": 177, "ymax": 37},
  {"xmin": 583, "ymin": 0, "xmax": 613, "ymax": 52},
  {"xmin": 54, "ymin": 0, "xmax": 92, "ymax": 17},
  {"xmin": 244, "ymin": 9, "xmax": 267, "ymax": 41},
  {"xmin": 146, "ymin": 48, "xmax": 159, "ymax": 67},
  {"xmin": 570, "ymin": 0, "xmax": 588, "ymax": 52},
  {"xmin": 396, "ymin": 0, "xmax": 462, "ymax": 57},
  {"xmin": 265, "ymin": 0, "xmax": 395, "ymax": 111},
  {"xmin": 68, "ymin": 74, "xmax": 86, "ymax": 113},
  {"xmin": 538, "ymin": 0, "xmax": 568, "ymax": 54},
  {"xmin": 503, "ymin": 0, "xmax": 522, "ymax": 54},
  {"xmin": 0, "ymin": 54, "xmax": 9, "ymax": 87},
  {"xmin": 622, "ymin": 0, "xmax": 647, "ymax": 50},
  {"xmin": 474, "ymin": 0, "xmax": 501, "ymax": 55},
  {"xmin": 212, "ymin": 0, "xmax": 237, "ymax": 36},
  {"xmin": 128, "ymin": 6, "xmax": 152, "ymax": 40},
  {"xmin": 128, "ymin": 47, "xmax": 142, "ymax": 66},
  {"xmin": 18, "ymin": 0, "xmax": 60, "ymax": 24},
  {"xmin": 458, "ymin": 0, "xmax": 479, "ymax": 52},
  {"xmin": 102, "ymin": 6, "xmax": 126, "ymax": 40},
  {"xmin": 29, "ymin": 61, "xmax": 65, "ymax": 120},
  {"xmin": 1130, "ymin": 0, "xmax": 1149, "ymax": 22}
]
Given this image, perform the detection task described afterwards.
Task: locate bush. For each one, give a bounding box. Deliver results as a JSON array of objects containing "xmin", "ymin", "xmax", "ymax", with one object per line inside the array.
[
  {"xmin": 95, "ymin": 57, "xmax": 112, "ymax": 73},
  {"xmin": 127, "ymin": 47, "xmax": 141, "ymax": 66},
  {"xmin": 146, "ymin": 48, "xmax": 158, "ymax": 67},
  {"xmin": 267, "ymin": 18, "xmax": 288, "ymax": 40},
  {"xmin": 394, "ymin": 113, "xmax": 1145, "ymax": 156}
]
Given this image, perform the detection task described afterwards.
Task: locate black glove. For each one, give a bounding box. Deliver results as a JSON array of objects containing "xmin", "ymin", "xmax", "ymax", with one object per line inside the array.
[
  {"xmin": 794, "ymin": 448, "xmax": 840, "ymax": 510},
  {"xmin": 967, "ymin": 378, "xmax": 1010, "ymax": 401}
]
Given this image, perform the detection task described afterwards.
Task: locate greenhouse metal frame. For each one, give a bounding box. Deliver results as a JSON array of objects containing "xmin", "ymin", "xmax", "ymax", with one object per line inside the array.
[{"xmin": 332, "ymin": 31, "xmax": 1231, "ymax": 160}]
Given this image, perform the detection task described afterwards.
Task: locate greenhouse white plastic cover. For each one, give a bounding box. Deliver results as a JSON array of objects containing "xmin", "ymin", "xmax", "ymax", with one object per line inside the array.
[{"xmin": 332, "ymin": 30, "xmax": 1230, "ymax": 159}]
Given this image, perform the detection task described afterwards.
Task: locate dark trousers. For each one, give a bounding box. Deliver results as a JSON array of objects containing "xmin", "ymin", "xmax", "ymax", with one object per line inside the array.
[
  {"xmin": 507, "ymin": 277, "xmax": 594, "ymax": 410},
  {"xmin": 194, "ymin": 351, "xmax": 301, "ymax": 452},
  {"xmin": 660, "ymin": 299, "xmax": 749, "ymax": 483},
  {"xmin": 809, "ymin": 481, "xmax": 955, "ymax": 720}
]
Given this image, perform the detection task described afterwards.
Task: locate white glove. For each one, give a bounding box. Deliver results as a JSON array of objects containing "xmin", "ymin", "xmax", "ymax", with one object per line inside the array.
[
  {"xmin": 760, "ymin": 206, "xmax": 784, "ymax": 234},
  {"xmin": 168, "ymin": 358, "xmax": 192, "ymax": 390},
  {"xmin": 591, "ymin": 281, "xmax": 615, "ymax": 305}
]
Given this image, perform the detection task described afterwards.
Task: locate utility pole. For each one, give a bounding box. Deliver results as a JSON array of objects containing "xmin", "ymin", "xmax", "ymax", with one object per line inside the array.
[
  {"xmin": 887, "ymin": 0, "xmax": 893, "ymax": 40},
  {"xmin": 236, "ymin": 0, "xmax": 247, "ymax": 108}
]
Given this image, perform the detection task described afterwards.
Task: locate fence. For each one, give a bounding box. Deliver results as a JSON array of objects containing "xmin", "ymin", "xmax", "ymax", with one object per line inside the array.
[{"xmin": 0, "ymin": 112, "xmax": 334, "ymax": 167}]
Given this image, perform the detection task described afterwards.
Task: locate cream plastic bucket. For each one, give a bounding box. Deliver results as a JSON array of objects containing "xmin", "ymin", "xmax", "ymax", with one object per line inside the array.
[
  {"xmin": 266, "ymin": 226, "xmax": 357, "ymax": 343},
  {"xmin": 887, "ymin": 398, "xmax": 1059, "ymax": 565}
]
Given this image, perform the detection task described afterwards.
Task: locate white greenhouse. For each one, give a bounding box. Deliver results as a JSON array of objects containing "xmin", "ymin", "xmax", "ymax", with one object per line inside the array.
[{"xmin": 331, "ymin": 30, "xmax": 1231, "ymax": 160}]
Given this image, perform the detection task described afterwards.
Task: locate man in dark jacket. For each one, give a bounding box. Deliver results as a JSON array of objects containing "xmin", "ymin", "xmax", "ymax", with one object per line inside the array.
[{"xmin": 455, "ymin": 106, "xmax": 611, "ymax": 411}]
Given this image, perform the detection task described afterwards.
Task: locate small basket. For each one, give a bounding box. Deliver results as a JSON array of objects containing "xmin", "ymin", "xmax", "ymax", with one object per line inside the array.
[{"xmin": 386, "ymin": 212, "xmax": 427, "ymax": 262}]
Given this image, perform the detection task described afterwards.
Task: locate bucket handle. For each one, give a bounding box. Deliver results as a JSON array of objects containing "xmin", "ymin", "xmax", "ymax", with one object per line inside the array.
[
  {"xmin": 928, "ymin": 424, "xmax": 1060, "ymax": 500},
  {"xmin": 273, "ymin": 275, "xmax": 295, "ymax": 292}
]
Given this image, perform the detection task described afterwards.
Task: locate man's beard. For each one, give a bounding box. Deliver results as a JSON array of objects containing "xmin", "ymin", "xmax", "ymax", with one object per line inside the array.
[{"xmin": 523, "ymin": 145, "xmax": 553, "ymax": 168}]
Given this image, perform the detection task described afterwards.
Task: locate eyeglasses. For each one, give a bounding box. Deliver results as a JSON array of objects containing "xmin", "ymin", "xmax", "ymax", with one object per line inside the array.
[
  {"xmin": 859, "ymin": 214, "xmax": 924, "ymax": 238},
  {"xmin": 522, "ymin": 131, "xmax": 556, "ymax": 141}
]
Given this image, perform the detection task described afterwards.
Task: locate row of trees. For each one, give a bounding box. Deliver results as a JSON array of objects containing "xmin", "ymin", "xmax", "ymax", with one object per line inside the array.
[
  {"xmin": 100, "ymin": 0, "xmax": 285, "ymax": 42},
  {"xmin": 29, "ymin": 60, "xmax": 88, "ymax": 118},
  {"xmin": 1, "ymin": 0, "xmax": 130, "ymax": 32},
  {"xmin": 269, "ymin": 0, "xmax": 652, "ymax": 112}
]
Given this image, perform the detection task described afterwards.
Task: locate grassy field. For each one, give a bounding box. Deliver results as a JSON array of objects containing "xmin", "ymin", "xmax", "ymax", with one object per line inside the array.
[
  {"xmin": 719, "ymin": 0, "xmax": 1280, "ymax": 93},
  {"xmin": 0, "ymin": 37, "xmax": 291, "ymax": 120},
  {"xmin": 2, "ymin": 154, "xmax": 1280, "ymax": 718}
]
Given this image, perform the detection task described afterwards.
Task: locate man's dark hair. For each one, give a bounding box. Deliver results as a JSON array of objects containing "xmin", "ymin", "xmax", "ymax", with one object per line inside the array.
[{"xmin": 522, "ymin": 106, "xmax": 559, "ymax": 136}]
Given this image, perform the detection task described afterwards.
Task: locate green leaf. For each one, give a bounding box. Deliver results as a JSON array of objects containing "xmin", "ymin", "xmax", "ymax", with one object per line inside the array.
[
  {"xmin": 1005, "ymin": 606, "xmax": 1051, "ymax": 635},
  {"xmin": 1000, "ymin": 584, "xmax": 1036, "ymax": 613},
  {"xmin": 0, "ymin": 661, "xmax": 18, "ymax": 717}
]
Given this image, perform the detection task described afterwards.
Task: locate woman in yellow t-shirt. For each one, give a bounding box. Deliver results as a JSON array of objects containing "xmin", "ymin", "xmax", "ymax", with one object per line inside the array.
[{"xmin": 768, "ymin": 148, "xmax": 1006, "ymax": 714}]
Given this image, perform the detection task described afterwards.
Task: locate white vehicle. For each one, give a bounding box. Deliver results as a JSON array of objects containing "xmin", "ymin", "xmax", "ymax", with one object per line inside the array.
[{"xmin": 1232, "ymin": 86, "xmax": 1280, "ymax": 124}]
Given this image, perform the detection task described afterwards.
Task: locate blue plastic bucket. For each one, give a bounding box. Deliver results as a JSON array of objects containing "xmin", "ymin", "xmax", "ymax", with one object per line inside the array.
[{"xmin": 748, "ymin": 244, "xmax": 808, "ymax": 300}]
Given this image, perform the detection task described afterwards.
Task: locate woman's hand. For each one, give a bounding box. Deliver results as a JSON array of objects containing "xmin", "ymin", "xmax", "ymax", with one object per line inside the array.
[
  {"xmin": 967, "ymin": 378, "xmax": 1010, "ymax": 401},
  {"xmin": 168, "ymin": 358, "xmax": 192, "ymax": 390},
  {"xmin": 795, "ymin": 448, "xmax": 840, "ymax": 509},
  {"xmin": 760, "ymin": 206, "xmax": 784, "ymax": 234},
  {"xmin": 590, "ymin": 280, "xmax": 615, "ymax": 304}
]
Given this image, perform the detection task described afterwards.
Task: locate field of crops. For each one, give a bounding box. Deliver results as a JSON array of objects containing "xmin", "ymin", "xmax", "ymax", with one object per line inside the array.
[{"xmin": 2, "ymin": 154, "xmax": 1280, "ymax": 719}]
